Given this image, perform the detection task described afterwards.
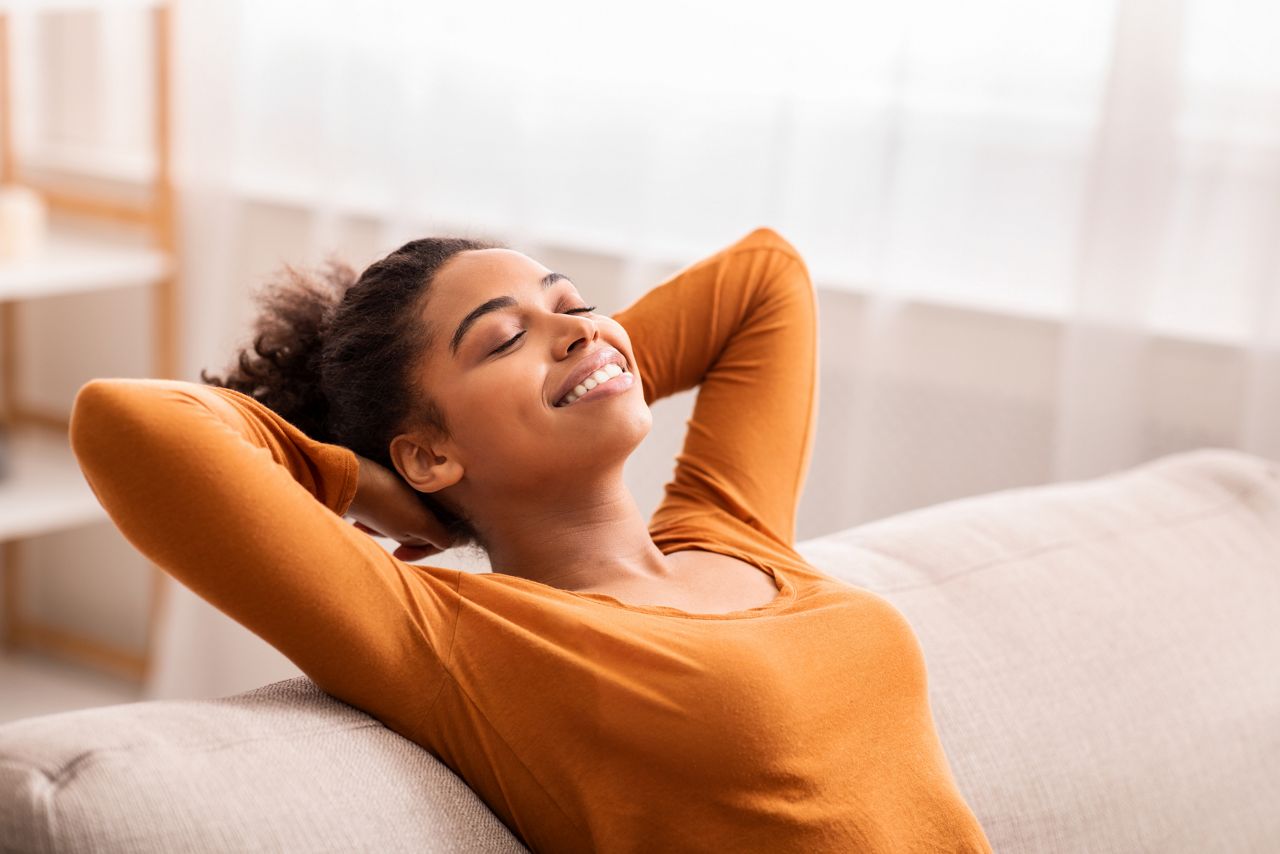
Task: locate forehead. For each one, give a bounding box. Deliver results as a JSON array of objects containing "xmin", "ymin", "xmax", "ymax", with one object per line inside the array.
[
  {"xmin": 423, "ymin": 248, "xmax": 560, "ymax": 360},
  {"xmin": 433, "ymin": 248, "xmax": 549, "ymax": 306}
]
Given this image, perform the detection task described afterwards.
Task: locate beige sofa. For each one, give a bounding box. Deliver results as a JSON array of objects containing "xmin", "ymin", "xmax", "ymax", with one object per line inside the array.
[{"xmin": 1, "ymin": 447, "xmax": 1277, "ymax": 853}]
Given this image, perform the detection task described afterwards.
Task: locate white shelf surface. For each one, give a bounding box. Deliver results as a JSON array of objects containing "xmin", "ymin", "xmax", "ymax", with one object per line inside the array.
[
  {"xmin": 21, "ymin": 142, "xmax": 157, "ymax": 185},
  {"xmin": 0, "ymin": 649, "xmax": 141, "ymax": 726},
  {"xmin": 0, "ymin": 422, "xmax": 109, "ymax": 542},
  {"xmin": 0, "ymin": 231, "xmax": 169, "ymax": 301}
]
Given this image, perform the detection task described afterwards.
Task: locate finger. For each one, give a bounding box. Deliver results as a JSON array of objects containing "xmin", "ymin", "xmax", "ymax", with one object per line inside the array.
[
  {"xmin": 353, "ymin": 521, "xmax": 387, "ymax": 538},
  {"xmin": 404, "ymin": 533, "xmax": 451, "ymax": 552},
  {"xmin": 394, "ymin": 544, "xmax": 442, "ymax": 561},
  {"xmin": 415, "ymin": 516, "xmax": 455, "ymax": 551}
]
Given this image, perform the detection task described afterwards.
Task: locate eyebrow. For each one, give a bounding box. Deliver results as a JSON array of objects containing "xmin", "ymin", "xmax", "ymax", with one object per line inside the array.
[{"xmin": 450, "ymin": 272, "xmax": 571, "ymax": 356}]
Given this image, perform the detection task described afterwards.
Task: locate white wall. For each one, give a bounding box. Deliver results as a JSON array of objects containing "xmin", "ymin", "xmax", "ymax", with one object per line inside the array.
[{"xmin": 1, "ymin": 7, "xmax": 1251, "ymax": 691}]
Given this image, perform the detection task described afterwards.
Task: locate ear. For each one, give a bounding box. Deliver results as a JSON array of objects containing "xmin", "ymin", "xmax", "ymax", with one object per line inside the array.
[{"xmin": 390, "ymin": 431, "xmax": 464, "ymax": 494}]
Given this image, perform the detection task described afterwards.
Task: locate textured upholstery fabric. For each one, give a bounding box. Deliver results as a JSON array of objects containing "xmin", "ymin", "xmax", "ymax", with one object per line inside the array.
[
  {"xmin": 796, "ymin": 446, "xmax": 1280, "ymax": 853},
  {"xmin": 0, "ymin": 677, "xmax": 527, "ymax": 853},
  {"xmin": 1, "ymin": 446, "xmax": 1276, "ymax": 852}
]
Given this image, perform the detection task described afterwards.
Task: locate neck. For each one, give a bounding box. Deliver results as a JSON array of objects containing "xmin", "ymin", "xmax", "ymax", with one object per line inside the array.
[{"xmin": 474, "ymin": 472, "xmax": 672, "ymax": 592}]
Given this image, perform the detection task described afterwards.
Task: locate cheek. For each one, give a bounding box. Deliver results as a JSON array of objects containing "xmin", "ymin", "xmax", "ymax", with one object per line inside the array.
[
  {"xmin": 602, "ymin": 318, "xmax": 632, "ymax": 350},
  {"xmin": 447, "ymin": 370, "xmax": 548, "ymax": 449}
]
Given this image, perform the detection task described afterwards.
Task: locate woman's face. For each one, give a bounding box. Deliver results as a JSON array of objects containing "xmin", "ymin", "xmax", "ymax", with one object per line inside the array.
[{"xmin": 398, "ymin": 247, "xmax": 653, "ymax": 504}]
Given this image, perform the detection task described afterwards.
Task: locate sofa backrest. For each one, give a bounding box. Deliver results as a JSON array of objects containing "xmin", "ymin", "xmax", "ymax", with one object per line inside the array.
[
  {"xmin": 1, "ymin": 447, "xmax": 1276, "ymax": 853},
  {"xmin": 796, "ymin": 446, "xmax": 1280, "ymax": 853}
]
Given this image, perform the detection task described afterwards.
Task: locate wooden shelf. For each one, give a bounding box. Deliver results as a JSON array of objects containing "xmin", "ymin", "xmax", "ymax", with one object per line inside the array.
[
  {"xmin": 0, "ymin": 0, "xmax": 177, "ymax": 689},
  {"xmin": 0, "ymin": 229, "xmax": 169, "ymax": 300},
  {"xmin": 0, "ymin": 421, "xmax": 108, "ymax": 543},
  {"xmin": 21, "ymin": 142, "xmax": 157, "ymax": 185}
]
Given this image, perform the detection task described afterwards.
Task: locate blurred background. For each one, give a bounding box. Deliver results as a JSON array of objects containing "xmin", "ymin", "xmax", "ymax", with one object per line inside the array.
[{"xmin": 1, "ymin": 0, "xmax": 1277, "ymax": 718}]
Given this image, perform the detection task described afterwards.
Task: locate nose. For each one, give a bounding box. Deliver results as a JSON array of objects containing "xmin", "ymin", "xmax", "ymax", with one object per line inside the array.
[{"xmin": 557, "ymin": 313, "xmax": 598, "ymax": 357}]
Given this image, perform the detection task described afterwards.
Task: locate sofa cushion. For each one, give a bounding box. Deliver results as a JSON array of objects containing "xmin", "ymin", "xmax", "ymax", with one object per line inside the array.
[
  {"xmin": 796, "ymin": 446, "xmax": 1280, "ymax": 853},
  {"xmin": 0, "ymin": 676, "xmax": 528, "ymax": 853}
]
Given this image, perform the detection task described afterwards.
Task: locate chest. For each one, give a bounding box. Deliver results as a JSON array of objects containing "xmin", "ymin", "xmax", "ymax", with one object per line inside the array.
[{"xmin": 586, "ymin": 549, "xmax": 783, "ymax": 614}]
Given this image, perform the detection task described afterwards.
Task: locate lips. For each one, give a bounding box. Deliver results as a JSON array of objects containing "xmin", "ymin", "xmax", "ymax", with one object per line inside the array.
[{"xmin": 552, "ymin": 347, "xmax": 629, "ymax": 407}]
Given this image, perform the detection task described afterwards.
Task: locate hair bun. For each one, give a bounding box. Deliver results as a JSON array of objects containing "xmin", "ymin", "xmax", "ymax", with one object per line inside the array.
[{"xmin": 200, "ymin": 258, "xmax": 357, "ymax": 443}]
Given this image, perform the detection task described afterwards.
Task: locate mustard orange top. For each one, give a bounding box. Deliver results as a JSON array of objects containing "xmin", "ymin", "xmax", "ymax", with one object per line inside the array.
[{"xmin": 69, "ymin": 227, "xmax": 993, "ymax": 853}]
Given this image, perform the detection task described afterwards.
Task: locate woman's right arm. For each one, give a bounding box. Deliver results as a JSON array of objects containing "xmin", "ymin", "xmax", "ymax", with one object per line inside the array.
[
  {"xmin": 69, "ymin": 378, "xmax": 460, "ymax": 736},
  {"xmin": 348, "ymin": 452, "xmax": 453, "ymax": 562}
]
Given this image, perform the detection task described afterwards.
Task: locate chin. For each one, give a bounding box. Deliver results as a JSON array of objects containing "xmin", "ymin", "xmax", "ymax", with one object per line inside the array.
[
  {"xmin": 602, "ymin": 399, "xmax": 652, "ymax": 461},
  {"xmin": 625, "ymin": 395, "xmax": 654, "ymax": 438}
]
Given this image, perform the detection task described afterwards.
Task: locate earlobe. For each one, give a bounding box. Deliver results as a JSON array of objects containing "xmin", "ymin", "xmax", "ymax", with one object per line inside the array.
[{"xmin": 390, "ymin": 435, "xmax": 464, "ymax": 493}]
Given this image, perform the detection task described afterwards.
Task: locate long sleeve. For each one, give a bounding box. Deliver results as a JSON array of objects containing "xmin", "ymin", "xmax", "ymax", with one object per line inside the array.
[
  {"xmin": 610, "ymin": 226, "xmax": 818, "ymax": 549},
  {"xmin": 68, "ymin": 378, "xmax": 459, "ymax": 737}
]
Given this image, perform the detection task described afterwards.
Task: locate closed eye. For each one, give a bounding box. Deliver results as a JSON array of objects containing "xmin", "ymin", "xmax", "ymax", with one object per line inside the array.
[{"xmin": 489, "ymin": 306, "xmax": 597, "ymax": 355}]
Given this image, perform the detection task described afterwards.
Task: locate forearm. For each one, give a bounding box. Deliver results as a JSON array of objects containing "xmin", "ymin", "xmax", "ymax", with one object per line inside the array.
[
  {"xmin": 610, "ymin": 227, "xmax": 806, "ymax": 407},
  {"xmin": 345, "ymin": 452, "xmax": 453, "ymax": 553},
  {"xmin": 347, "ymin": 453, "xmax": 378, "ymax": 519}
]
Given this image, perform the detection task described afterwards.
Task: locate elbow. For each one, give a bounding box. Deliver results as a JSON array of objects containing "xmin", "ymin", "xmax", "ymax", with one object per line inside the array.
[
  {"xmin": 747, "ymin": 227, "xmax": 814, "ymax": 289},
  {"xmin": 69, "ymin": 378, "xmax": 143, "ymax": 467},
  {"xmin": 750, "ymin": 228, "xmax": 817, "ymax": 310},
  {"xmin": 747, "ymin": 226, "xmax": 803, "ymax": 263},
  {"xmin": 70, "ymin": 379, "xmax": 117, "ymax": 464}
]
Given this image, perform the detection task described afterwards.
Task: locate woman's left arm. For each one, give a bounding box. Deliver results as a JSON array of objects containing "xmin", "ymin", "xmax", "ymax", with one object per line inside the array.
[{"xmin": 611, "ymin": 227, "xmax": 819, "ymax": 548}]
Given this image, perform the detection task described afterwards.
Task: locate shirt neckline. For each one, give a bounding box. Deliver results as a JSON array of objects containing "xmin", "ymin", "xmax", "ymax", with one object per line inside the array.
[{"xmin": 483, "ymin": 546, "xmax": 798, "ymax": 620}]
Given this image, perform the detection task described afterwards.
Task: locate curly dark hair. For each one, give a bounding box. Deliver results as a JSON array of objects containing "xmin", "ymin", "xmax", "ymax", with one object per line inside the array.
[{"xmin": 200, "ymin": 236, "xmax": 508, "ymax": 556}]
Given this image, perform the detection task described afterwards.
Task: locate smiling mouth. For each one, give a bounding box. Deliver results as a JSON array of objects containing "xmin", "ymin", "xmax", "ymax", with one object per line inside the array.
[{"xmin": 555, "ymin": 362, "xmax": 629, "ymax": 407}]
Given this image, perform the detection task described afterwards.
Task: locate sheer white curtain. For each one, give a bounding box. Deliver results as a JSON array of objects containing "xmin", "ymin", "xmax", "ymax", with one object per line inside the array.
[{"xmin": 32, "ymin": 0, "xmax": 1279, "ymax": 697}]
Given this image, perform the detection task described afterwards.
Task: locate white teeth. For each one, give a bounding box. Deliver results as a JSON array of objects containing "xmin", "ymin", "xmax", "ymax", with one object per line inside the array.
[{"xmin": 557, "ymin": 362, "xmax": 630, "ymax": 407}]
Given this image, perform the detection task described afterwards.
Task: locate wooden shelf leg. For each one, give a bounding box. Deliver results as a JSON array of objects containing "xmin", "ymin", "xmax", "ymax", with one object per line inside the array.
[
  {"xmin": 1, "ymin": 301, "xmax": 17, "ymax": 425},
  {"xmin": 2, "ymin": 539, "xmax": 21, "ymax": 652},
  {"xmin": 140, "ymin": 562, "xmax": 170, "ymax": 686}
]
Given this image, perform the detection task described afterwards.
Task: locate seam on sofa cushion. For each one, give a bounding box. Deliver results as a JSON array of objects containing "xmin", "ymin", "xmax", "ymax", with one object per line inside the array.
[
  {"xmin": 38, "ymin": 720, "xmax": 385, "ymax": 790},
  {"xmin": 0, "ymin": 758, "xmax": 56, "ymax": 854}
]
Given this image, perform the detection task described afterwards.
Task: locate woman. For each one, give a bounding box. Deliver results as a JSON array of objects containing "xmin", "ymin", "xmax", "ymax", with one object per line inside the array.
[{"xmin": 69, "ymin": 227, "xmax": 993, "ymax": 852}]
